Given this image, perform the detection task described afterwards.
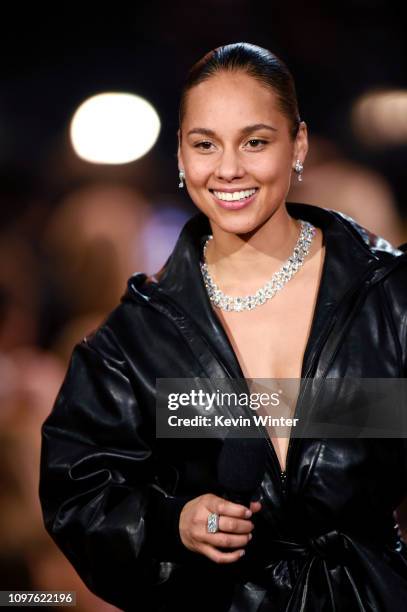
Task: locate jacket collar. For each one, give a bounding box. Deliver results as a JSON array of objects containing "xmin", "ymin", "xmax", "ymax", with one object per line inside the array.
[{"xmin": 126, "ymin": 202, "xmax": 404, "ymax": 378}]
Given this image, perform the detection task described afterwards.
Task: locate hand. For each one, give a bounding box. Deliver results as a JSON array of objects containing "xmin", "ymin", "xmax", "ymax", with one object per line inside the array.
[{"xmin": 179, "ymin": 493, "xmax": 262, "ymax": 564}]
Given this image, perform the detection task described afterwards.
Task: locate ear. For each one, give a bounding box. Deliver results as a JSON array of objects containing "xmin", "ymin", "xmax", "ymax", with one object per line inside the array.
[
  {"xmin": 292, "ymin": 121, "xmax": 309, "ymax": 166},
  {"xmin": 177, "ymin": 128, "xmax": 183, "ymax": 170}
]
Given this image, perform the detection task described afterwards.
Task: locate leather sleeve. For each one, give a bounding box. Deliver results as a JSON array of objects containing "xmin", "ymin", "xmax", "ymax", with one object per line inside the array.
[{"xmin": 38, "ymin": 325, "xmax": 197, "ymax": 609}]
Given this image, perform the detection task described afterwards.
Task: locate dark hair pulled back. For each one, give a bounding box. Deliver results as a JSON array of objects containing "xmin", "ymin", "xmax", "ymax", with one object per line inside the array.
[{"xmin": 178, "ymin": 42, "xmax": 301, "ymax": 140}]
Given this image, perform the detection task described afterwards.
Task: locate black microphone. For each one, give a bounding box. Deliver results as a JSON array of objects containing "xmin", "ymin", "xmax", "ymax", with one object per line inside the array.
[{"xmin": 217, "ymin": 436, "xmax": 267, "ymax": 508}]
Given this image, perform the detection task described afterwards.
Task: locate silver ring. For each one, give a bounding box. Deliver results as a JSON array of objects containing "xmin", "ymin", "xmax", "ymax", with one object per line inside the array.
[{"xmin": 207, "ymin": 512, "xmax": 220, "ymax": 533}]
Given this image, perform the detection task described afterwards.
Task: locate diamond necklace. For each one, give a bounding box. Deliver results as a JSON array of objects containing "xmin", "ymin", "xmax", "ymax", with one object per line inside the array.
[{"xmin": 200, "ymin": 220, "xmax": 316, "ymax": 312}]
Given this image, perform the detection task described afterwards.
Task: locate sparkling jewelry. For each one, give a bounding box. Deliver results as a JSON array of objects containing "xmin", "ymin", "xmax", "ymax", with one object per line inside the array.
[
  {"xmin": 294, "ymin": 159, "xmax": 303, "ymax": 182},
  {"xmin": 178, "ymin": 169, "xmax": 185, "ymax": 188},
  {"xmin": 200, "ymin": 220, "xmax": 316, "ymax": 312},
  {"xmin": 207, "ymin": 512, "xmax": 220, "ymax": 533}
]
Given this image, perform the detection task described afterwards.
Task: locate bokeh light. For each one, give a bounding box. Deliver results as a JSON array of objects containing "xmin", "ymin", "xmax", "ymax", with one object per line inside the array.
[
  {"xmin": 70, "ymin": 92, "xmax": 161, "ymax": 164},
  {"xmin": 352, "ymin": 89, "xmax": 407, "ymax": 148}
]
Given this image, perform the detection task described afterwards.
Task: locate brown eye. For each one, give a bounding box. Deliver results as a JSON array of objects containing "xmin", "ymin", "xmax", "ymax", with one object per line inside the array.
[
  {"xmin": 247, "ymin": 139, "xmax": 267, "ymax": 148},
  {"xmin": 194, "ymin": 141, "xmax": 213, "ymax": 150}
]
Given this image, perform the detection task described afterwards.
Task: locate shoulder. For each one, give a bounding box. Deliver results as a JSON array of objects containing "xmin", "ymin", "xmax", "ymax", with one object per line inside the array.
[
  {"xmin": 80, "ymin": 268, "xmax": 173, "ymax": 359},
  {"xmin": 287, "ymin": 202, "xmax": 405, "ymax": 261},
  {"xmin": 303, "ymin": 204, "xmax": 407, "ymax": 303},
  {"xmin": 330, "ymin": 209, "xmax": 406, "ymax": 260}
]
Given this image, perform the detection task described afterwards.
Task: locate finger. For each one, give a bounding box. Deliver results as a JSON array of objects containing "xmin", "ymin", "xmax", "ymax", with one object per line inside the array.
[
  {"xmin": 218, "ymin": 515, "xmax": 254, "ymax": 534},
  {"xmin": 250, "ymin": 500, "xmax": 262, "ymax": 513},
  {"xmin": 208, "ymin": 499, "xmax": 253, "ymax": 519},
  {"xmin": 207, "ymin": 531, "xmax": 252, "ymax": 549},
  {"xmin": 200, "ymin": 543, "xmax": 246, "ymax": 564}
]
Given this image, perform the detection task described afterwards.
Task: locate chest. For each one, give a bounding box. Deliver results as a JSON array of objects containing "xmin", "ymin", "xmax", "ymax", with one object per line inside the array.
[
  {"xmin": 214, "ymin": 269, "xmax": 322, "ymax": 381},
  {"xmin": 209, "ymin": 253, "xmax": 325, "ymax": 473}
]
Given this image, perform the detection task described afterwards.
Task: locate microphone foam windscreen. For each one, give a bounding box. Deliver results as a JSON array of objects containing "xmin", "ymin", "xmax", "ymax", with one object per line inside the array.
[{"xmin": 217, "ymin": 436, "xmax": 268, "ymax": 495}]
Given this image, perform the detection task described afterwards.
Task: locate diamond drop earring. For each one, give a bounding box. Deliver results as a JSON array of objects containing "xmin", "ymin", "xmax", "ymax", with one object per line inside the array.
[
  {"xmin": 294, "ymin": 160, "xmax": 304, "ymax": 182},
  {"xmin": 178, "ymin": 169, "xmax": 185, "ymax": 188}
]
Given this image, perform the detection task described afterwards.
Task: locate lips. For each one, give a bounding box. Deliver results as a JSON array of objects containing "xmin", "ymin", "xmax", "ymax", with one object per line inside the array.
[
  {"xmin": 209, "ymin": 187, "xmax": 259, "ymax": 210},
  {"xmin": 212, "ymin": 188, "xmax": 257, "ymax": 201}
]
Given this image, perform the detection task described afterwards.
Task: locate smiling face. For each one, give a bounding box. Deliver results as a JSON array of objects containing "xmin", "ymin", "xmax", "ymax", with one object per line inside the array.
[{"xmin": 177, "ymin": 70, "xmax": 308, "ymax": 236}]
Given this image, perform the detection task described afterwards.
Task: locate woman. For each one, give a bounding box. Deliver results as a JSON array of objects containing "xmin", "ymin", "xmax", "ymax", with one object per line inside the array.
[{"xmin": 39, "ymin": 43, "xmax": 407, "ymax": 611}]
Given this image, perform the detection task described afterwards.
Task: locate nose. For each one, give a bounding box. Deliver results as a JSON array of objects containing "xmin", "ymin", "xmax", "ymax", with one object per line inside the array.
[{"xmin": 214, "ymin": 145, "xmax": 245, "ymax": 182}]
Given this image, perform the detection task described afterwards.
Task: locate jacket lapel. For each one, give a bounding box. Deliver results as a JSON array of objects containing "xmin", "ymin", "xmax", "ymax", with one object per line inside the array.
[{"xmin": 150, "ymin": 211, "xmax": 245, "ymax": 379}]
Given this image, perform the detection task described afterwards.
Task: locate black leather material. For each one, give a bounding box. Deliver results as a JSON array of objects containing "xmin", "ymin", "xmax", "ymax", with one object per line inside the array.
[{"xmin": 39, "ymin": 203, "xmax": 407, "ymax": 611}]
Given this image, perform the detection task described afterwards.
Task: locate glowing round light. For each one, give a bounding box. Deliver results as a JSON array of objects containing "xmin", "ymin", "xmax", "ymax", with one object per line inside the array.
[
  {"xmin": 352, "ymin": 89, "xmax": 407, "ymax": 147},
  {"xmin": 70, "ymin": 92, "xmax": 161, "ymax": 164}
]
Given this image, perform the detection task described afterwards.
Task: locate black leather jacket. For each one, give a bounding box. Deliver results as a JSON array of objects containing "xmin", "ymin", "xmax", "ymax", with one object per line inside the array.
[{"xmin": 39, "ymin": 203, "xmax": 407, "ymax": 611}]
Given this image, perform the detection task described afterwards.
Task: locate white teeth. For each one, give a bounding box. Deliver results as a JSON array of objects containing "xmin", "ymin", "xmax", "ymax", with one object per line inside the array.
[{"xmin": 213, "ymin": 188, "xmax": 257, "ymax": 201}]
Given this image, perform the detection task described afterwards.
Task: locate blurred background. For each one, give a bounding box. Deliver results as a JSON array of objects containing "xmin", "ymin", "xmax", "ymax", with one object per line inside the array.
[{"xmin": 0, "ymin": 2, "xmax": 406, "ymax": 610}]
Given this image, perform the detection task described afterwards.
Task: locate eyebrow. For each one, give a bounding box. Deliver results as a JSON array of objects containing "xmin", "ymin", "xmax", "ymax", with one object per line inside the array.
[{"xmin": 186, "ymin": 123, "xmax": 278, "ymax": 137}]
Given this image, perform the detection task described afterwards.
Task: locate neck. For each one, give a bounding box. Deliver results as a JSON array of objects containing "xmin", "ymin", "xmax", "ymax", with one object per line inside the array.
[{"xmin": 204, "ymin": 205, "xmax": 302, "ymax": 294}]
